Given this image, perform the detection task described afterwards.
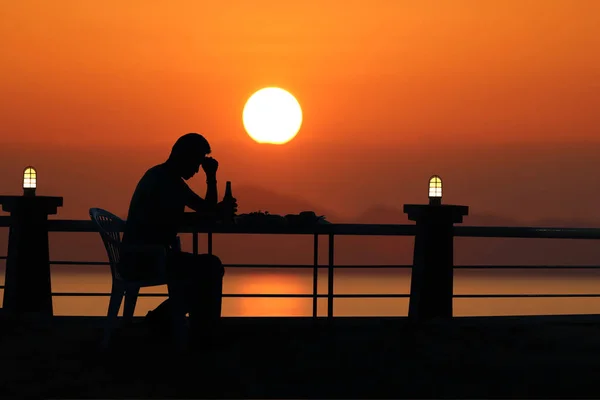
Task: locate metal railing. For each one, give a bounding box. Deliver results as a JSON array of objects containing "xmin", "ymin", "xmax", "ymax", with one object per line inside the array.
[{"xmin": 2, "ymin": 218, "xmax": 600, "ymax": 317}]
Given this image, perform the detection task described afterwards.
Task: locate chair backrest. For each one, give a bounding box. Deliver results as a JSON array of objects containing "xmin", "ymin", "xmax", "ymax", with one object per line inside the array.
[{"xmin": 89, "ymin": 207, "xmax": 125, "ymax": 280}]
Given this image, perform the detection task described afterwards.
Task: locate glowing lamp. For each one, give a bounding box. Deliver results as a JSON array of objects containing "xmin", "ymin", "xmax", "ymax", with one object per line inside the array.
[
  {"xmin": 23, "ymin": 166, "xmax": 37, "ymax": 196},
  {"xmin": 428, "ymin": 175, "xmax": 442, "ymax": 205}
]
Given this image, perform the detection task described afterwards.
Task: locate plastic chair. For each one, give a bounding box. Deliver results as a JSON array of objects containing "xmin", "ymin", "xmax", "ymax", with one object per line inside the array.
[{"xmin": 89, "ymin": 208, "xmax": 183, "ymax": 349}]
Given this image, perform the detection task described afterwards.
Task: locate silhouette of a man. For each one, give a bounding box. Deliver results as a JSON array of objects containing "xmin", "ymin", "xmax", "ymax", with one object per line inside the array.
[{"xmin": 121, "ymin": 133, "xmax": 237, "ymax": 346}]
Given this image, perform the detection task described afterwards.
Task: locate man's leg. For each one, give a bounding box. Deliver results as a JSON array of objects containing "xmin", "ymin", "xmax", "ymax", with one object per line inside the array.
[
  {"xmin": 189, "ymin": 253, "xmax": 224, "ymax": 318},
  {"xmin": 141, "ymin": 252, "xmax": 177, "ymax": 338},
  {"xmin": 166, "ymin": 252, "xmax": 225, "ymax": 341}
]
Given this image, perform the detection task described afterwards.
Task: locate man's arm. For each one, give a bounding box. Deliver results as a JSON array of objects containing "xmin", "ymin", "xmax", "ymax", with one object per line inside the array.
[
  {"xmin": 204, "ymin": 176, "xmax": 218, "ymax": 206},
  {"xmin": 183, "ymin": 185, "xmax": 216, "ymax": 214},
  {"xmin": 182, "ymin": 156, "xmax": 221, "ymax": 216},
  {"xmin": 202, "ymin": 157, "xmax": 219, "ymax": 206}
]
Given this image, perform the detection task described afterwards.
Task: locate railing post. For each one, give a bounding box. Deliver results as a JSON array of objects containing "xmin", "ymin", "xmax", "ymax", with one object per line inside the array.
[
  {"xmin": 313, "ymin": 234, "xmax": 319, "ymax": 318},
  {"xmin": 327, "ymin": 234, "xmax": 335, "ymax": 318},
  {"xmin": 0, "ymin": 195, "xmax": 63, "ymax": 317},
  {"xmin": 404, "ymin": 203, "xmax": 468, "ymax": 321}
]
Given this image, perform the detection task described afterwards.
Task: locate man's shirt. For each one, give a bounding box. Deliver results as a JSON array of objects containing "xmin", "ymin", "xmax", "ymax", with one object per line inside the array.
[
  {"xmin": 122, "ymin": 163, "xmax": 197, "ymax": 248},
  {"xmin": 119, "ymin": 163, "xmax": 199, "ymax": 280}
]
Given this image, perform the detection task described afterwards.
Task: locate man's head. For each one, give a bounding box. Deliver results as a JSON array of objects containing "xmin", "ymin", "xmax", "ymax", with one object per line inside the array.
[{"xmin": 168, "ymin": 133, "xmax": 211, "ymax": 179}]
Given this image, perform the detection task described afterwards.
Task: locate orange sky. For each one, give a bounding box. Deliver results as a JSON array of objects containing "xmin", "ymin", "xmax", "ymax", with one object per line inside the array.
[
  {"xmin": 1, "ymin": 0, "xmax": 598, "ymax": 147},
  {"xmin": 0, "ymin": 1, "xmax": 599, "ymax": 222}
]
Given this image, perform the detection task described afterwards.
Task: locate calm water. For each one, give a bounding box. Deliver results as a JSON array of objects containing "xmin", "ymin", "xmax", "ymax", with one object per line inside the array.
[{"xmin": 1, "ymin": 265, "xmax": 600, "ymax": 317}]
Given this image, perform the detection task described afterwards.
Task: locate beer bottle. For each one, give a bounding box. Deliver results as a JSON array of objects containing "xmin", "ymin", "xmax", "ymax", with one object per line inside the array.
[{"xmin": 223, "ymin": 181, "xmax": 235, "ymax": 223}]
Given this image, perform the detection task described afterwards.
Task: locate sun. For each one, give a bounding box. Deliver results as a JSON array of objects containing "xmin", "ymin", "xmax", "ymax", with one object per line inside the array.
[{"xmin": 242, "ymin": 87, "xmax": 303, "ymax": 144}]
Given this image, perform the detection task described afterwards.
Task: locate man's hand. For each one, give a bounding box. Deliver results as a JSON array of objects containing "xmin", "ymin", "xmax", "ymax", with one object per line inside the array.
[
  {"xmin": 202, "ymin": 157, "xmax": 219, "ymax": 177},
  {"xmin": 216, "ymin": 196, "xmax": 238, "ymax": 220}
]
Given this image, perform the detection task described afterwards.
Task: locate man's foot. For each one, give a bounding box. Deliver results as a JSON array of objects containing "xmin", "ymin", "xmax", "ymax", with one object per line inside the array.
[
  {"xmin": 145, "ymin": 310, "xmax": 189, "ymax": 335},
  {"xmin": 145, "ymin": 309, "xmax": 192, "ymax": 350}
]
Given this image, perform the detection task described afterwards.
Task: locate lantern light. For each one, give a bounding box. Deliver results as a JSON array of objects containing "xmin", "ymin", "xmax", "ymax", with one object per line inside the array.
[
  {"xmin": 428, "ymin": 175, "xmax": 442, "ymax": 205},
  {"xmin": 23, "ymin": 166, "xmax": 37, "ymax": 196}
]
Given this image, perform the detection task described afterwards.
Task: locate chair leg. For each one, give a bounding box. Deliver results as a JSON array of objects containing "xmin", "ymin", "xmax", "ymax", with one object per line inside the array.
[
  {"xmin": 103, "ymin": 281, "xmax": 125, "ymax": 349},
  {"xmin": 123, "ymin": 286, "xmax": 140, "ymax": 323}
]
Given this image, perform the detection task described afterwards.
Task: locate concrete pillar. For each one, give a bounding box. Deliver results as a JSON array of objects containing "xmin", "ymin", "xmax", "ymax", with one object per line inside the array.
[
  {"xmin": 0, "ymin": 195, "xmax": 63, "ymax": 316},
  {"xmin": 403, "ymin": 203, "xmax": 468, "ymax": 320}
]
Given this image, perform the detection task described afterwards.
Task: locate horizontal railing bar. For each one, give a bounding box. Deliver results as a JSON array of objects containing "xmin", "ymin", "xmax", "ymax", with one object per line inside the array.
[
  {"xmin": 47, "ymin": 261, "xmax": 415, "ymax": 268},
  {"xmin": 5, "ymin": 290, "xmax": 598, "ymax": 299},
  {"xmin": 50, "ymin": 261, "xmax": 109, "ymax": 266},
  {"xmin": 44, "ymin": 261, "xmax": 600, "ymax": 270},
  {"xmin": 322, "ymin": 294, "xmax": 411, "ymax": 298},
  {"xmin": 454, "ymin": 294, "xmax": 600, "ymax": 298},
  {"xmin": 47, "ymin": 293, "xmax": 409, "ymax": 298},
  {"xmin": 49, "ymin": 293, "xmax": 316, "ymax": 298},
  {"xmin": 5, "ymin": 218, "xmax": 600, "ymax": 239},
  {"xmin": 455, "ymin": 226, "xmax": 600, "ymax": 239},
  {"xmin": 454, "ymin": 265, "xmax": 600, "ymax": 270}
]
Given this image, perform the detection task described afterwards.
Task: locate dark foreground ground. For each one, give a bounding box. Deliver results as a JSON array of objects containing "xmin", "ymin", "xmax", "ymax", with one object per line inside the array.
[{"xmin": 1, "ymin": 313, "xmax": 600, "ymax": 399}]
